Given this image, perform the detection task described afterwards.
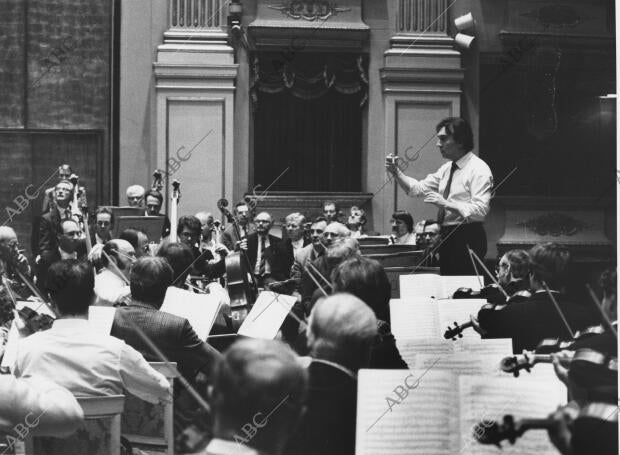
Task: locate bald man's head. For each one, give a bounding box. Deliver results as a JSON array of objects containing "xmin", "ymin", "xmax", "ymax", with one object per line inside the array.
[{"xmin": 307, "ymin": 293, "xmax": 377, "ymax": 371}]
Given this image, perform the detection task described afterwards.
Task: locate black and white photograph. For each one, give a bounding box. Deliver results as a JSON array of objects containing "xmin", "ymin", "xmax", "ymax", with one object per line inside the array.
[{"xmin": 0, "ymin": 0, "xmax": 617, "ymax": 454}]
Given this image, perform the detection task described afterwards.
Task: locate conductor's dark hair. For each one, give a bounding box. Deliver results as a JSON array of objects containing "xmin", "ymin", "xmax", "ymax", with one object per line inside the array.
[
  {"xmin": 130, "ymin": 257, "xmax": 173, "ymax": 307},
  {"xmin": 46, "ymin": 260, "xmax": 94, "ymax": 315},
  {"xmin": 391, "ymin": 210, "xmax": 414, "ymax": 233},
  {"xmin": 157, "ymin": 241, "xmax": 194, "ymax": 285},
  {"xmin": 144, "ymin": 189, "xmax": 163, "ymax": 205},
  {"xmin": 332, "ymin": 256, "xmax": 391, "ymax": 322},
  {"xmin": 503, "ymin": 249, "xmax": 530, "ymax": 280},
  {"xmin": 436, "ymin": 117, "xmax": 474, "ymax": 152},
  {"xmin": 528, "ymin": 242, "xmax": 571, "ymax": 290},
  {"xmin": 177, "ymin": 215, "xmax": 201, "ymax": 237}
]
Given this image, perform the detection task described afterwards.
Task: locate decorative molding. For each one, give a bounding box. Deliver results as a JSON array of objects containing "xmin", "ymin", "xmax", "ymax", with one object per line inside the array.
[
  {"xmin": 267, "ymin": 1, "xmax": 351, "ymax": 21},
  {"xmin": 517, "ymin": 212, "xmax": 586, "ymax": 237}
]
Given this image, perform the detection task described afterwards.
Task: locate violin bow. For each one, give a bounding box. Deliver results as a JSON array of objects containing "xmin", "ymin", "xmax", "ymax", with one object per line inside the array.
[
  {"xmin": 542, "ymin": 283, "xmax": 575, "ymax": 339},
  {"xmin": 307, "ymin": 263, "xmax": 333, "ymax": 290},
  {"xmin": 467, "ymin": 247, "xmax": 510, "ymax": 300},
  {"xmin": 305, "ymin": 265, "xmax": 329, "ymax": 298},
  {"xmin": 466, "ymin": 244, "xmax": 484, "ymax": 290},
  {"xmin": 585, "ymin": 284, "xmax": 618, "ymax": 339},
  {"xmin": 13, "ymin": 269, "xmax": 58, "ymax": 317},
  {"xmin": 101, "ymin": 249, "xmax": 130, "ymax": 285}
]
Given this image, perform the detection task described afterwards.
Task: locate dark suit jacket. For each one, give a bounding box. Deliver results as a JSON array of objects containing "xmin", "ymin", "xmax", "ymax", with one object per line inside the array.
[
  {"xmin": 110, "ymin": 301, "xmax": 221, "ymax": 385},
  {"xmin": 221, "ymin": 223, "xmax": 255, "ymax": 250},
  {"xmin": 478, "ymin": 291, "xmax": 598, "ymax": 353},
  {"xmin": 244, "ymin": 233, "xmax": 293, "ymax": 282},
  {"xmin": 285, "ymin": 361, "xmax": 357, "ymax": 455},
  {"xmin": 38, "ymin": 208, "xmax": 62, "ymax": 258},
  {"xmin": 191, "ymin": 246, "xmax": 225, "ymax": 279}
]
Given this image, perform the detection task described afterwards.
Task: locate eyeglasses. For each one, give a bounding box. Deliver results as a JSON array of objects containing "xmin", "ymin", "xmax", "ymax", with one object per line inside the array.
[
  {"xmin": 255, "ymin": 220, "xmax": 271, "ymax": 224},
  {"xmin": 96, "ymin": 221, "xmax": 111, "ymax": 227},
  {"xmin": 65, "ymin": 231, "xmax": 81, "ymax": 238}
]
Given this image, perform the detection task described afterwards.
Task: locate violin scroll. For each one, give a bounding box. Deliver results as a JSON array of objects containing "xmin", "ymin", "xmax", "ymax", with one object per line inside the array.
[
  {"xmin": 444, "ymin": 321, "xmax": 465, "ymax": 340},
  {"xmin": 474, "ymin": 415, "xmax": 519, "ymax": 447}
]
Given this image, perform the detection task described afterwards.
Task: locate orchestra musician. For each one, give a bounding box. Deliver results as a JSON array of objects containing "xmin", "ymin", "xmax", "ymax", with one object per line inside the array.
[
  {"xmin": 37, "ymin": 218, "xmax": 85, "ymax": 287},
  {"xmin": 238, "ymin": 212, "xmax": 293, "ymax": 289},
  {"xmin": 91, "ymin": 206, "xmax": 113, "ymax": 246},
  {"xmin": 386, "ymin": 117, "xmax": 493, "ymax": 275},
  {"xmin": 285, "ymin": 212, "xmax": 308, "ymax": 254},
  {"xmin": 472, "ymin": 243, "xmax": 599, "ymax": 353},
  {"xmin": 126, "ymin": 184, "xmax": 145, "ymax": 207},
  {"xmin": 144, "ymin": 188, "xmax": 171, "ymax": 238},
  {"xmin": 177, "ymin": 215, "xmax": 227, "ymax": 281},
  {"xmin": 415, "ymin": 220, "xmax": 440, "ymax": 266},
  {"xmin": 221, "ymin": 202, "xmax": 255, "ymax": 250},
  {"xmin": 94, "ymin": 239, "xmax": 134, "ymax": 306}
]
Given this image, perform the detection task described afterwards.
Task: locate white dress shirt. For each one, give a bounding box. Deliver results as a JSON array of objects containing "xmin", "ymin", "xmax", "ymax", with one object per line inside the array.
[
  {"xmin": 291, "ymin": 237, "xmax": 304, "ymax": 252},
  {"xmin": 202, "ymin": 438, "xmax": 259, "ymax": 455},
  {"xmin": 404, "ymin": 152, "xmax": 493, "ymax": 225},
  {"xmin": 396, "ymin": 232, "xmax": 417, "ymax": 245},
  {"xmin": 13, "ymin": 319, "xmax": 169, "ymax": 404},
  {"xmin": 94, "ymin": 268, "xmax": 131, "ymax": 306},
  {"xmin": 0, "ymin": 375, "xmax": 83, "ymax": 437}
]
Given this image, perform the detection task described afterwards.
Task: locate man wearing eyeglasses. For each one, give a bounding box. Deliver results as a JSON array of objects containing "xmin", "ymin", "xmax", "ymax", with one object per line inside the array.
[
  {"xmin": 290, "ymin": 218, "xmax": 328, "ymax": 295},
  {"xmin": 37, "ymin": 219, "xmax": 86, "ymax": 287},
  {"xmin": 238, "ymin": 212, "xmax": 293, "ymax": 288}
]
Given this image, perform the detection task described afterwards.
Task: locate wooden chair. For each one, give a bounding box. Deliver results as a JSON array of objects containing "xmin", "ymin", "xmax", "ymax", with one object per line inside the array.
[
  {"xmin": 122, "ymin": 362, "xmax": 178, "ymax": 455},
  {"xmin": 24, "ymin": 395, "xmax": 125, "ymax": 455},
  {"xmin": 385, "ymin": 266, "xmax": 440, "ymax": 298}
]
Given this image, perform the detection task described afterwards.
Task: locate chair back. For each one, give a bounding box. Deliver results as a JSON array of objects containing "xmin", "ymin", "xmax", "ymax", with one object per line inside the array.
[
  {"xmin": 357, "ymin": 236, "xmax": 390, "ymax": 246},
  {"xmin": 25, "ymin": 395, "xmax": 125, "ymax": 455},
  {"xmin": 122, "ymin": 362, "xmax": 178, "ymax": 455}
]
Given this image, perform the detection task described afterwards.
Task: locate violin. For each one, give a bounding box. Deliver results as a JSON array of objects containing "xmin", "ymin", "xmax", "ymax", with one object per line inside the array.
[
  {"xmin": 443, "ymin": 303, "xmax": 495, "ymax": 340},
  {"xmin": 500, "ymin": 350, "xmax": 553, "ymax": 376},
  {"xmin": 475, "ymin": 404, "xmax": 618, "ymax": 452},
  {"xmin": 217, "ymin": 199, "xmax": 258, "ymax": 330},
  {"xmin": 16, "ymin": 306, "xmax": 54, "ymax": 335},
  {"xmin": 536, "ymin": 325, "xmax": 606, "ymax": 354}
]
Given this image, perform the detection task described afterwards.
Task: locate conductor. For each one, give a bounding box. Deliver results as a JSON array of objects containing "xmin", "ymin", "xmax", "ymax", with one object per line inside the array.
[{"xmin": 385, "ymin": 117, "xmax": 493, "ymax": 275}]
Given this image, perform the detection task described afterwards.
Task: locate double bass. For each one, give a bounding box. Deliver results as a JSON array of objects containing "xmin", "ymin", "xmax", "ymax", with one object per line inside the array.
[{"xmin": 217, "ymin": 199, "xmax": 257, "ymax": 330}]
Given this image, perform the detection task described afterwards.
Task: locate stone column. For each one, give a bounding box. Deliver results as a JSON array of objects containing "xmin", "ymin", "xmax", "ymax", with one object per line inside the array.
[
  {"xmin": 376, "ymin": 0, "xmax": 464, "ymax": 232},
  {"xmin": 154, "ymin": 0, "xmax": 238, "ymax": 217}
]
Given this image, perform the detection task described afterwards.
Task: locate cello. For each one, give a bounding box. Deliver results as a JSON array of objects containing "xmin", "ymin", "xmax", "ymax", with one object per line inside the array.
[{"xmin": 217, "ymin": 199, "xmax": 257, "ymax": 330}]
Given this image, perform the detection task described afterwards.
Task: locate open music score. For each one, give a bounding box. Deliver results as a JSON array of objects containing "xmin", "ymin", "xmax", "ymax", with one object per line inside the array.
[
  {"xmin": 237, "ymin": 291, "xmax": 296, "ymax": 339},
  {"xmin": 356, "ymin": 371, "xmax": 566, "ymax": 455},
  {"xmin": 161, "ymin": 286, "xmax": 222, "ymax": 340}
]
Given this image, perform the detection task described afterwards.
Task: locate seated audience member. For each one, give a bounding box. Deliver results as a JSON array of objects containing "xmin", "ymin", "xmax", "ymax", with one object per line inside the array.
[
  {"xmin": 322, "ymin": 200, "xmax": 340, "ymax": 225},
  {"xmin": 119, "ymin": 228, "xmax": 150, "ymax": 258},
  {"xmin": 205, "ymin": 339, "xmax": 308, "ymax": 455},
  {"xmin": 473, "ymin": 242, "xmax": 598, "ymax": 353},
  {"xmin": 390, "ymin": 210, "xmax": 416, "ymax": 245},
  {"xmin": 126, "ymin": 184, "xmax": 145, "ymax": 207},
  {"xmin": 332, "ymin": 256, "xmax": 408, "ymax": 369},
  {"xmin": 221, "ymin": 202, "xmax": 254, "ymax": 250},
  {"xmin": 300, "ymin": 235, "xmax": 358, "ymax": 314},
  {"xmin": 290, "ymin": 218, "xmax": 328, "ymax": 294},
  {"xmin": 177, "ymin": 215, "xmax": 226, "ymax": 280},
  {"xmin": 13, "ymin": 260, "xmax": 169, "ymax": 403},
  {"xmin": 346, "ymin": 206, "xmax": 373, "ymax": 238},
  {"xmin": 239, "ymin": 212, "xmax": 293, "ymax": 288},
  {"xmin": 0, "ymin": 375, "xmax": 83, "ymax": 437},
  {"xmin": 111, "ymin": 257, "xmax": 220, "ymax": 387},
  {"xmin": 286, "ymin": 294, "xmax": 377, "ymax": 455},
  {"xmin": 94, "ymin": 239, "xmax": 135, "ymax": 306},
  {"xmin": 37, "ymin": 218, "xmax": 85, "ymax": 287},
  {"xmin": 92, "ymin": 206, "xmax": 113, "ymax": 245},
  {"xmin": 415, "ymin": 219, "xmax": 440, "ymax": 266},
  {"xmin": 144, "ymin": 189, "xmax": 171, "ymax": 237},
  {"xmin": 285, "ymin": 212, "xmax": 308, "ymax": 254}
]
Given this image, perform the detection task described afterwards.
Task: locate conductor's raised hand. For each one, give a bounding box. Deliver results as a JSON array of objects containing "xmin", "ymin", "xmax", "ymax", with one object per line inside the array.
[
  {"xmin": 384, "ymin": 154, "xmax": 400, "ymax": 175},
  {"xmin": 424, "ymin": 192, "xmax": 447, "ymax": 207}
]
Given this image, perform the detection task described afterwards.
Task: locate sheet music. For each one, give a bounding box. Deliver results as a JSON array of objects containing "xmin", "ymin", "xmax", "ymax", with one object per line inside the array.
[
  {"xmin": 410, "ymin": 354, "xmax": 503, "ymax": 377},
  {"xmin": 237, "ymin": 291, "xmax": 296, "ymax": 339},
  {"xmin": 399, "ymin": 274, "xmax": 443, "ymax": 301},
  {"xmin": 356, "ymin": 369, "xmax": 459, "ymax": 455},
  {"xmin": 394, "ymin": 339, "xmax": 454, "ymax": 366},
  {"xmin": 88, "ymin": 306, "xmax": 116, "ymax": 336},
  {"xmin": 161, "ymin": 286, "xmax": 222, "ymax": 340},
  {"xmin": 453, "ymin": 338, "xmax": 513, "ymax": 356},
  {"xmin": 390, "ymin": 300, "xmax": 439, "ymax": 340},
  {"xmin": 458, "ymin": 376, "xmax": 566, "ymax": 455},
  {"xmin": 437, "ymin": 299, "xmax": 487, "ymax": 340}
]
